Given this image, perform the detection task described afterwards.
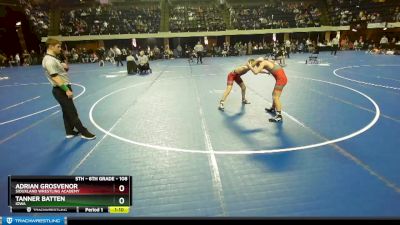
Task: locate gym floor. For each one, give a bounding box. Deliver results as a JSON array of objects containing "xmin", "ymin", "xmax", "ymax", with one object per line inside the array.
[{"xmin": 0, "ymin": 51, "xmax": 399, "ymax": 217}]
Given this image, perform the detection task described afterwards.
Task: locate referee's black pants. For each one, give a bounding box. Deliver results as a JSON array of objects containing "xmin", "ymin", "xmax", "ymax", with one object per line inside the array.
[
  {"xmin": 196, "ymin": 52, "xmax": 203, "ymax": 64},
  {"xmin": 116, "ymin": 55, "xmax": 123, "ymax": 66},
  {"xmin": 52, "ymin": 85, "xmax": 87, "ymax": 135},
  {"xmin": 331, "ymin": 45, "xmax": 338, "ymax": 55},
  {"xmin": 285, "ymin": 47, "xmax": 290, "ymax": 58}
]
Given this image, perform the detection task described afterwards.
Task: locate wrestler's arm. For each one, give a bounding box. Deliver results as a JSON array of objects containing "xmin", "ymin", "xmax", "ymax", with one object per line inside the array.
[
  {"xmin": 260, "ymin": 69, "xmax": 271, "ymax": 75},
  {"xmin": 247, "ymin": 61, "xmax": 265, "ymax": 74}
]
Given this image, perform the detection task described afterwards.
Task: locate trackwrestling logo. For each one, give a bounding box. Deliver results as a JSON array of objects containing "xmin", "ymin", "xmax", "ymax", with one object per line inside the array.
[{"xmin": 2, "ymin": 217, "xmax": 64, "ymax": 225}]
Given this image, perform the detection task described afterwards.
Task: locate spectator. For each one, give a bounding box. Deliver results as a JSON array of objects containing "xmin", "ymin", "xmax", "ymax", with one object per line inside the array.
[
  {"xmin": 380, "ymin": 35, "xmax": 389, "ymax": 49},
  {"xmin": 137, "ymin": 50, "xmax": 151, "ymax": 74},
  {"xmin": 285, "ymin": 39, "xmax": 291, "ymax": 58},
  {"xmin": 163, "ymin": 45, "xmax": 173, "ymax": 59},
  {"xmin": 126, "ymin": 52, "xmax": 137, "ymax": 75},
  {"xmin": 176, "ymin": 44, "xmax": 182, "ymax": 58},
  {"xmin": 331, "ymin": 36, "xmax": 339, "ymax": 55},
  {"xmin": 23, "ymin": 50, "xmax": 31, "ymax": 66},
  {"xmin": 114, "ymin": 45, "xmax": 123, "ymax": 67},
  {"xmin": 96, "ymin": 47, "xmax": 105, "ymax": 66},
  {"xmin": 8, "ymin": 55, "xmax": 16, "ymax": 67},
  {"xmin": 153, "ymin": 45, "xmax": 161, "ymax": 59},
  {"xmin": 15, "ymin": 53, "xmax": 21, "ymax": 66},
  {"xmin": 30, "ymin": 50, "xmax": 38, "ymax": 65},
  {"xmin": 108, "ymin": 48, "xmax": 115, "ymax": 64}
]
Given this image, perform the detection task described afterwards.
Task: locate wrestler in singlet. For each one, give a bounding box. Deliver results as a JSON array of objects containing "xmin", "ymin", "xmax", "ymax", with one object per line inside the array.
[
  {"xmin": 247, "ymin": 58, "xmax": 287, "ymax": 122},
  {"xmin": 227, "ymin": 65, "xmax": 250, "ymax": 86},
  {"xmin": 263, "ymin": 60, "xmax": 288, "ymax": 90},
  {"xmin": 219, "ymin": 64, "xmax": 251, "ymax": 111}
]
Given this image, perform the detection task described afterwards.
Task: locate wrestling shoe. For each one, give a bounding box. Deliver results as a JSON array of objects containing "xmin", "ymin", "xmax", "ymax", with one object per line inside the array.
[
  {"xmin": 242, "ymin": 99, "xmax": 251, "ymax": 104},
  {"xmin": 269, "ymin": 115, "xmax": 283, "ymax": 123},
  {"xmin": 265, "ymin": 107, "xmax": 276, "ymax": 114},
  {"xmin": 218, "ymin": 101, "xmax": 224, "ymax": 111}
]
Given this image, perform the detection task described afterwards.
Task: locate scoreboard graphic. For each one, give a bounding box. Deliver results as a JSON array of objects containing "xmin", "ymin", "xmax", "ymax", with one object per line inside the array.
[{"xmin": 8, "ymin": 176, "xmax": 132, "ymax": 214}]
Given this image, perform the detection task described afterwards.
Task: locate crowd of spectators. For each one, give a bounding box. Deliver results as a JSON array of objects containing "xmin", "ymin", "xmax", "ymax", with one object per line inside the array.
[
  {"xmin": 60, "ymin": 5, "xmax": 160, "ymax": 35},
  {"xmin": 0, "ymin": 50, "xmax": 41, "ymax": 68},
  {"xmin": 56, "ymin": 45, "xmax": 174, "ymax": 65},
  {"xmin": 169, "ymin": 5, "xmax": 226, "ymax": 32},
  {"xmin": 228, "ymin": 1, "xmax": 321, "ymax": 30},
  {"xmin": 19, "ymin": 0, "xmax": 400, "ymax": 37},
  {"xmin": 20, "ymin": 0, "xmax": 49, "ymax": 37},
  {"xmin": 327, "ymin": 0, "xmax": 400, "ymax": 26},
  {"xmin": 2, "ymin": 34, "xmax": 399, "ymax": 69},
  {"xmin": 391, "ymin": 7, "xmax": 400, "ymax": 22}
]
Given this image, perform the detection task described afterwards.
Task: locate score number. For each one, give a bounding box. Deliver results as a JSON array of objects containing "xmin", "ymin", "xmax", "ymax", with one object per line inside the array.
[
  {"xmin": 117, "ymin": 185, "xmax": 127, "ymax": 205},
  {"xmin": 115, "ymin": 176, "xmax": 129, "ymax": 205}
]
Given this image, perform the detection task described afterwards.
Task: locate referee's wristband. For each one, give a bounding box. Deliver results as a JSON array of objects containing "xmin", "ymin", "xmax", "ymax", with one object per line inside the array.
[{"xmin": 60, "ymin": 84, "xmax": 70, "ymax": 92}]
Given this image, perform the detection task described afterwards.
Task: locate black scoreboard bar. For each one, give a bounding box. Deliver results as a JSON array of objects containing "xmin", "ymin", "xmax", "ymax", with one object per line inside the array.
[{"xmin": 8, "ymin": 176, "xmax": 132, "ymax": 214}]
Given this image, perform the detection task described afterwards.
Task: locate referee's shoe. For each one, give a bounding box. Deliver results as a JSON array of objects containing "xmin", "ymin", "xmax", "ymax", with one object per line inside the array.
[
  {"xmin": 81, "ymin": 130, "xmax": 96, "ymax": 140},
  {"xmin": 66, "ymin": 131, "xmax": 79, "ymax": 139}
]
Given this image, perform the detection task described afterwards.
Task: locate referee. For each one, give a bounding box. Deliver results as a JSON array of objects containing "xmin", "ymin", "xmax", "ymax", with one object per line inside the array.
[
  {"xmin": 42, "ymin": 38, "xmax": 96, "ymax": 140},
  {"xmin": 194, "ymin": 41, "xmax": 204, "ymax": 64}
]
